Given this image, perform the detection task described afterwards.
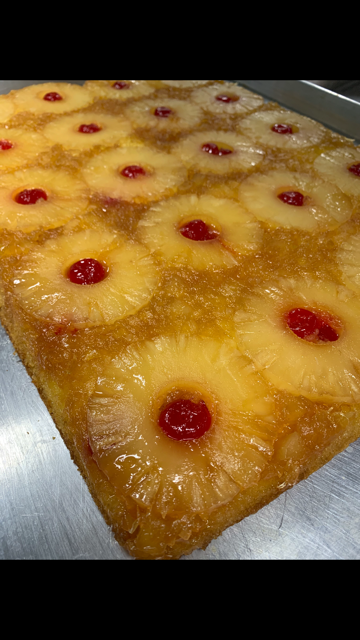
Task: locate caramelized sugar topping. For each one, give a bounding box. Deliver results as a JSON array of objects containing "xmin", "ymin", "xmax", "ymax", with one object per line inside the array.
[
  {"xmin": 68, "ymin": 258, "xmax": 107, "ymax": 286},
  {"xmin": 121, "ymin": 165, "xmax": 147, "ymax": 179},
  {"xmin": 180, "ymin": 219, "xmax": 220, "ymax": 242},
  {"xmin": 348, "ymin": 163, "xmax": 360, "ymax": 177},
  {"xmin": 202, "ymin": 142, "xmax": 233, "ymax": 156},
  {"xmin": 78, "ymin": 123, "xmax": 102, "ymax": 134},
  {"xmin": 43, "ymin": 92, "xmax": 63, "ymax": 102},
  {"xmin": 272, "ymin": 124, "xmax": 294, "ymax": 135},
  {"xmin": 287, "ymin": 308, "xmax": 339, "ymax": 343},
  {"xmin": 15, "ymin": 189, "xmax": 48, "ymax": 205},
  {"xmin": 158, "ymin": 399, "xmax": 212, "ymax": 441},
  {"xmin": 0, "ymin": 139, "xmax": 14, "ymax": 151},
  {"xmin": 278, "ymin": 191, "xmax": 305, "ymax": 207},
  {"xmin": 154, "ymin": 107, "xmax": 173, "ymax": 118}
]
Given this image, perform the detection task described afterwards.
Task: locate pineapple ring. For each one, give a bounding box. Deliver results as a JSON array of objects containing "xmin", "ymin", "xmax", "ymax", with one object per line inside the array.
[
  {"xmin": 11, "ymin": 82, "xmax": 94, "ymax": 115},
  {"xmin": 0, "ymin": 168, "xmax": 89, "ymax": 232},
  {"xmin": 239, "ymin": 109, "xmax": 327, "ymax": 149},
  {"xmin": 0, "ymin": 96, "xmax": 15, "ymax": 123},
  {"xmin": 337, "ymin": 234, "xmax": 360, "ymax": 293},
  {"xmin": 192, "ymin": 83, "xmax": 264, "ymax": 116},
  {"xmin": 84, "ymin": 80, "xmax": 155, "ymax": 101},
  {"xmin": 161, "ymin": 80, "xmax": 210, "ymax": 88},
  {"xmin": 238, "ymin": 170, "xmax": 353, "ymax": 232},
  {"xmin": 314, "ymin": 147, "xmax": 360, "ymax": 198},
  {"xmin": 0, "ymin": 128, "xmax": 50, "ymax": 172},
  {"xmin": 82, "ymin": 147, "xmax": 187, "ymax": 204},
  {"xmin": 174, "ymin": 130, "xmax": 265, "ymax": 175},
  {"xmin": 124, "ymin": 99, "xmax": 203, "ymax": 133},
  {"xmin": 12, "ymin": 229, "xmax": 160, "ymax": 328},
  {"xmin": 234, "ymin": 278, "xmax": 360, "ymax": 403},
  {"xmin": 138, "ymin": 194, "xmax": 263, "ymax": 270},
  {"xmin": 42, "ymin": 112, "xmax": 134, "ymax": 151},
  {"xmin": 87, "ymin": 335, "xmax": 276, "ymax": 517}
]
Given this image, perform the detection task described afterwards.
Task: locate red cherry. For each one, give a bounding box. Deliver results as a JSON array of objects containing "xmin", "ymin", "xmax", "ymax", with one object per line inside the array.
[
  {"xmin": 158, "ymin": 399, "xmax": 212, "ymax": 441},
  {"xmin": 287, "ymin": 308, "xmax": 339, "ymax": 343},
  {"xmin": 154, "ymin": 106, "xmax": 173, "ymax": 118},
  {"xmin": 348, "ymin": 163, "xmax": 360, "ymax": 177},
  {"xmin": 216, "ymin": 94, "xmax": 239, "ymax": 103},
  {"xmin": 68, "ymin": 258, "xmax": 107, "ymax": 285},
  {"xmin": 112, "ymin": 81, "xmax": 131, "ymax": 90},
  {"xmin": 0, "ymin": 139, "xmax": 14, "ymax": 151},
  {"xmin": 15, "ymin": 189, "xmax": 48, "ymax": 205},
  {"xmin": 180, "ymin": 219, "xmax": 219, "ymax": 242},
  {"xmin": 43, "ymin": 92, "xmax": 63, "ymax": 102},
  {"xmin": 272, "ymin": 124, "xmax": 294, "ymax": 135},
  {"xmin": 202, "ymin": 142, "xmax": 233, "ymax": 156},
  {"xmin": 278, "ymin": 191, "xmax": 305, "ymax": 207},
  {"xmin": 78, "ymin": 123, "xmax": 102, "ymax": 134},
  {"xmin": 121, "ymin": 165, "xmax": 147, "ymax": 179}
]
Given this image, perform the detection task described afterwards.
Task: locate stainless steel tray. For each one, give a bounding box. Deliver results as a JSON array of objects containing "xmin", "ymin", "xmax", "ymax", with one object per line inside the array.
[{"xmin": 1, "ymin": 80, "xmax": 360, "ymax": 560}]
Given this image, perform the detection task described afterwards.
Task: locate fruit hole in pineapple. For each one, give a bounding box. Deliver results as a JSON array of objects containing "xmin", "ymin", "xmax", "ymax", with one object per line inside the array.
[
  {"xmin": 348, "ymin": 163, "xmax": 360, "ymax": 177},
  {"xmin": 154, "ymin": 106, "xmax": 174, "ymax": 118},
  {"xmin": 271, "ymin": 124, "xmax": 295, "ymax": 135},
  {"xmin": 43, "ymin": 92, "xmax": 63, "ymax": 102},
  {"xmin": 15, "ymin": 189, "xmax": 48, "ymax": 205},
  {"xmin": 120, "ymin": 165, "xmax": 147, "ymax": 179},
  {"xmin": 67, "ymin": 258, "xmax": 108, "ymax": 286},
  {"xmin": 202, "ymin": 142, "xmax": 233, "ymax": 157},
  {"xmin": 286, "ymin": 308, "xmax": 339, "ymax": 343},
  {"xmin": 0, "ymin": 139, "xmax": 14, "ymax": 151},
  {"xmin": 179, "ymin": 219, "xmax": 220, "ymax": 242},
  {"xmin": 278, "ymin": 191, "xmax": 305, "ymax": 207},
  {"xmin": 112, "ymin": 81, "xmax": 131, "ymax": 90},
  {"xmin": 78, "ymin": 123, "xmax": 102, "ymax": 134},
  {"xmin": 158, "ymin": 398, "xmax": 212, "ymax": 441},
  {"xmin": 215, "ymin": 94, "xmax": 240, "ymax": 103}
]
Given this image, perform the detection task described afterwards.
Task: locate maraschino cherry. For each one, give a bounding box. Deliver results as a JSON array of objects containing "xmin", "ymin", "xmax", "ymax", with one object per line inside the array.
[
  {"xmin": 180, "ymin": 219, "xmax": 219, "ymax": 242},
  {"xmin": 154, "ymin": 107, "xmax": 173, "ymax": 118},
  {"xmin": 216, "ymin": 94, "xmax": 239, "ymax": 103},
  {"xmin": 159, "ymin": 399, "xmax": 212, "ymax": 441},
  {"xmin": 348, "ymin": 163, "xmax": 360, "ymax": 177},
  {"xmin": 43, "ymin": 92, "xmax": 63, "ymax": 102},
  {"xmin": 287, "ymin": 308, "xmax": 339, "ymax": 343},
  {"xmin": 272, "ymin": 124, "xmax": 294, "ymax": 135},
  {"xmin": 121, "ymin": 165, "xmax": 147, "ymax": 179},
  {"xmin": 15, "ymin": 189, "xmax": 48, "ymax": 205},
  {"xmin": 278, "ymin": 191, "xmax": 305, "ymax": 207},
  {"xmin": 0, "ymin": 139, "xmax": 14, "ymax": 151},
  {"xmin": 113, "ymin": 81, "xmax": 131, "ymax": 90},
  {"xmin": 68, "ymin": 259, "xmax": 107, "ymax": 285},
  {"xmin": 202, "ymin": 142, "xmax": 233, "ymax": 156},
  {"xmin": 78, "ymin": 123, "xmax": 102, "ymax": 134}
]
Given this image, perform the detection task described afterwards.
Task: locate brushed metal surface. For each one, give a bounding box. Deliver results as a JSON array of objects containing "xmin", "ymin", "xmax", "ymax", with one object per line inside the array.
[{"xmin": 1, "ymin": 80, "xmax": 360, "ymax": 560}]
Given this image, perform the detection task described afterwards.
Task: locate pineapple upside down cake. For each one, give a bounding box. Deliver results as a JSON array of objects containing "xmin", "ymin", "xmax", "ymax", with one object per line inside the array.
[{"xmin": 0, "ymin": 80, "xmax": 360, "ymax": 559}]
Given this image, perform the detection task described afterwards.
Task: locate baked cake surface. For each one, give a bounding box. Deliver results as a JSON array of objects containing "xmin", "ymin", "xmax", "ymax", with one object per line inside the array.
[{"xmin": 1, "ymin": 80, "xmax": 360, "ymax": 560}]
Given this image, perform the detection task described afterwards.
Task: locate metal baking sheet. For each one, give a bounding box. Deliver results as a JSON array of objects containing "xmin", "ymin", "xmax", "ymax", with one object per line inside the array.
[{"xmin": 1, "ymin": 80, "xmax": 360, "ymax": 560}]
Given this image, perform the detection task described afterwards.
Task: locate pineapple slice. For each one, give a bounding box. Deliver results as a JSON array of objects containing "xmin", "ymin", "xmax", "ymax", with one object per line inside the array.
[
  {"xmin": 124, "ymin": 98, "xmax": 203, "ymax": 133},
  {"xmin": 161, "ymin": 80, "xmax": 210, "ymax": 89},
  {"xmin": 81, "ymin": 146, "xmax": 187, "ymax": 204},
  {"xmin": 0, "ymin": 127, "xmax": 50, "ymax": 172},
  {"xmin": 84, "ymin": 80, "xmax": 155, "ymax": 101},
  {"xmin": 11, "ymin": 82, "xmax": 94, "ymax": 115},
  {"xmin": 0, "ymin": 95, "xmax": 15, "ymax": 123},
  {"xmin": 234, "ymin": 278, "xmax": 360, "ymax": 403},
  {"xmin": 137, "ymin": 194, "xmax": 262, "ymax": 270},
  {"xmin": 337, "ymin": 234, "xmax": 360, "ymax": 293},
  {"xmin": 238, "ymin": 170, "xmax": 353, "ymax": 232},
  {"xmin": 87, "ymin": 335, "xmax": 275, "ymax": 517},
  {"xmin": 12, "ymin": 229, "xmax": 159, "ymax": 328},
  {"xmin": 0, "ymin": 168, "xmax": 89, "ymax": 232},
  {"xmin": 314, "ymin": 147, "xmax": 360, "ymax": 198},
  {"xmin": 42, "ymin": 112, "xmax": 134, "ymax": 152},
  {"xmin": 192, "ymin": 83, "xmax": 264, "ymax": 116},
  {"xmin": 239, "ymin": 109, "xmax": 327, "ymax": 150},
  {"xmin": 174, "ymin": 130, "xmax": 265, "ymax": 174}
]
